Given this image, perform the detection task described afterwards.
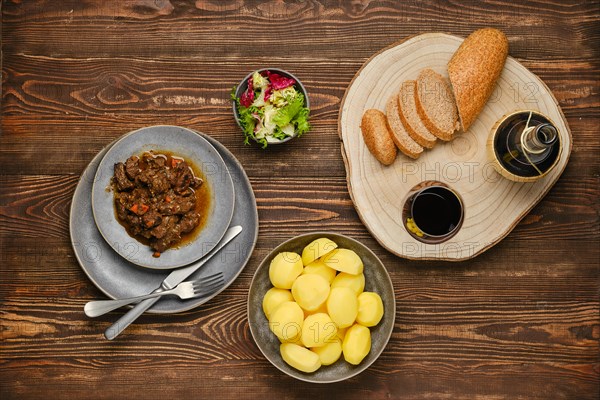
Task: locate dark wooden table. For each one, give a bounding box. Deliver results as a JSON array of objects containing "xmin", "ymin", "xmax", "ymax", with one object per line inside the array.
[{"xmin": 1, "ymin": 1, "xmax": 598, "ymax": 399}]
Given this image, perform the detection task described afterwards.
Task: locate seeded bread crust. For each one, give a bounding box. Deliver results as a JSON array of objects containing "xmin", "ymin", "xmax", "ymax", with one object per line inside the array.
[
  {"xmin": 385, "ymin": 95, "xmax": 423, "ymax": 159},
  {"xmin": 397, "ymin": 81, "xmax": 437, "ymax": 148},
  {"xmin": 448, "ymin": 28, "xmax": 509, "ymax": 131},
  {"xmin": 360, "ymin": 109, "xmax": 397, "ymax": 165},
  {"xmin": 415, "ymin": 69, "xmax": 459, "ymax": 141}
]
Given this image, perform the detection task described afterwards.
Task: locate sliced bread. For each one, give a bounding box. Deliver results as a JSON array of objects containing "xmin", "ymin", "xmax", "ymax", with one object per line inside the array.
[
  {"xmin": 415, "ymin": 69, "xmax": 459, "ymax": 141},
  {"xmin": 397, "ymin": 81, "xmax": 437, "ymax": 148},
  {"xmin": 385, "ymin": 94, "xmax": 423, "ymax": 159},
  {"xmin": 360, "ymin": 109, "xmax": 397, "ymax": 166},
  {"xmin": 448, "ymin": 28, "xmax": 509, "ymax": 131}
]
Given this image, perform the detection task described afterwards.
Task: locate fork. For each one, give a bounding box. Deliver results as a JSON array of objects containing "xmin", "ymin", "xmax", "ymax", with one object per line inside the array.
[{"xmin": 84, "ymin": 272, "xmax": 224, "ymax": 318}]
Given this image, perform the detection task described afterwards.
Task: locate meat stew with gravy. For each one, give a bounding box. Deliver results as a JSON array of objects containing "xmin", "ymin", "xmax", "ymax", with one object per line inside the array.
[{"xmin": 112, "ymin": 151, "xmax": 209, "ymax": 257}]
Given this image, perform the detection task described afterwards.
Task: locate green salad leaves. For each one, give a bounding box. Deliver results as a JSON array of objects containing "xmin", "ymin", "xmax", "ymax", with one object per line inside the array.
[{"xmin": 232, "ymin": 71, "xmax": 311, "ymax": 148}]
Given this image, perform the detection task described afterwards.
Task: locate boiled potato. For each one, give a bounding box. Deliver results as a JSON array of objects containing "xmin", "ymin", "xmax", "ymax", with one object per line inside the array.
[
  {"xmin": 311, "ymin": 338, "xmax": 342, "ymax": 366},
  {"xmin": 262, "ymin": 288, "xmax": 294, "ymax": 320},
  {"xmin": 280, "ymin": 343, "xmax": 321, "ymax": 373},
  {"xmin": 279, "ymin": 335, "xmax": 303, "ymax": 345},
  {"xmin": 302, "ymin": 259, "xmax": 336, "ymax": 284},
  {"xmin": 331, "ymin": 272, "xmax": 365, "ymax": 295},
  {"xmin": 265, "ymin": 241, "xmax": 383, "ymax": 372},
  {"xmin": 342, "ymin": 324, "xmax": 371, "ymax": 365},
  {"xmin": 301, "ymin": 313, "xmax": 338, "ymax": 348},
  {"xmin": 303, "ymin": 302, "xmax": 328, "ymax": 319},
  {"xmin": 356, "ymin": 292, "xmax": 384, "ymax": 327},
  {"xmin": 322, "ymin": 249, "xmax": 363, "ymax": 275},
  {"xmin": 269, "ymin": 252, "xmax": 303, "ymax": 289},
  {"xmin": 336, "ymin": 326, "xmax": 348, "ymax": 341},
  {"xmin": 292, "ymin": 274, "xmax": 331, "ymax": 312},
  {"xmin": 301, "ymin": 238, "xmax": 338, "ymax": 266},
  {"xmin": 269, "ymin": 301, "xmax": 304, "ymax": 342},
  {"xmin": 326, "ymin": 287, "xmax": 358, "ymax": 329}
]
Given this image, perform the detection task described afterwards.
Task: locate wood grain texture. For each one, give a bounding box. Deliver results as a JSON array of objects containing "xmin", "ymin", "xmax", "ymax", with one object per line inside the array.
[{"xmin": 1, "ymin": 0, "xmax": 599, "ymax": 399}]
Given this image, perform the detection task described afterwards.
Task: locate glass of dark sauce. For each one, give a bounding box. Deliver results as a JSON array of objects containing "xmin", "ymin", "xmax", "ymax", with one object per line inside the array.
[{"xmin": 403, "ymin": 182, "xmax": 464, "ymax": 244}]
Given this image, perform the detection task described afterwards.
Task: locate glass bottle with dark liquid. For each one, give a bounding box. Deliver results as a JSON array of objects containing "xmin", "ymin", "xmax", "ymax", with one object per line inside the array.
[{"xmin": 492, "ymin": 111, "xmax": 561, "ymax": 179}]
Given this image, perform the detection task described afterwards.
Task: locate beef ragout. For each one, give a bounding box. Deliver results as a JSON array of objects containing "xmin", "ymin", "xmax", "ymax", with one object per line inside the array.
[{"xmin": 112, "ymin": 151, "xmax": 209, "ymax": 257}]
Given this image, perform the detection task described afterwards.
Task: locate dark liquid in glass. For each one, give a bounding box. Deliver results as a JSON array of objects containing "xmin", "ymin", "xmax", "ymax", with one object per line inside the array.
[{"xmin": 411, "ymin": 187, "xmax": 462, "ymax": 236}]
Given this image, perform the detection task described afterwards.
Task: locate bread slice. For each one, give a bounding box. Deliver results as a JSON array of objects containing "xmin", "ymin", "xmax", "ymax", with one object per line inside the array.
[
  {"xmin": 397, "ymin": 81, "xmax": 437, "ymax": 148},
  {"xmin": 448, "ymin": 28, "xmax": 509, "ymax": 131},
  {"xmin": 415, "ymin": 69, "xmax": 459, "ymax": 141},
  {"xmin": 360, "ymin": 109, "xmax": 397, "ymax": 165},
  {"xmin": 385, "ymin": 94, "xmax": 423, "ymax": 159}
]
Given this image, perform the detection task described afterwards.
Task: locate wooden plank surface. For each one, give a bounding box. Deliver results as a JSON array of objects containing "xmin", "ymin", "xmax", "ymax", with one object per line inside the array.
[{"xmin": 1, "ymin": 0, "xmax": 598, "ymax": 399}]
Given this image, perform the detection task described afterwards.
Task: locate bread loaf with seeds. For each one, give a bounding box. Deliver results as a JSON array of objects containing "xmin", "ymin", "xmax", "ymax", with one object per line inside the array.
[
  {"xmin": 415, "ymin": 68, "xmax": 460, "ymax": 141},
  {"xmin": 448, "ymin": 28, "xmax": 509, "ymax": 131},
  {"xmin": 360, "ymin": 109, "xmax": 397, "ymax": 165},
  {"xmin": 385, "ymin": 94, "xmax": 423, "ymax": 159},
  {"xmin": 397, "ymin": 81, "xmax": 437, "ymax": 149}
]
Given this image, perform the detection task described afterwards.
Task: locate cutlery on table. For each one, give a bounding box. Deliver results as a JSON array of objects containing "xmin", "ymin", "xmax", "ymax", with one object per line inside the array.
[
  {"xmin": 102, "ymin": 225, "xmax": 243, "ymax": 340},
  {"xmin": 84, "ymin": 272, "xmax": 225, "ymax": 318}
]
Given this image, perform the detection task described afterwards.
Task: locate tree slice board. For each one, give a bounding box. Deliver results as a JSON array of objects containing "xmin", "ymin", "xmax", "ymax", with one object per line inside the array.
[{"xmin": 338, "ymin": 33, "xmax": 572, "ymax": 261}]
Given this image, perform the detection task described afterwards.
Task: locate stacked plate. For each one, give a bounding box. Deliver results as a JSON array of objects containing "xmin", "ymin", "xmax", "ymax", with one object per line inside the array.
[{"xmin": 70, "ymin": 126, "xmax": 258, "ymax": 313}]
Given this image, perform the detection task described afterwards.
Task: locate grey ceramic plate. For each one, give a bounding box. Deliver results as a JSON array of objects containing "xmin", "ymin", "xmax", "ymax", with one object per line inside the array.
[
  {"xmin": 248, "ymin": 233, "xmax": 396, "ymax": 383},
  {"xmin": 91, "ymin": 125, "xmax": 234, "ymax": 269},
  {"xmin": 71, "ymin": 131, "xmax": 258, "ymax": 313}
]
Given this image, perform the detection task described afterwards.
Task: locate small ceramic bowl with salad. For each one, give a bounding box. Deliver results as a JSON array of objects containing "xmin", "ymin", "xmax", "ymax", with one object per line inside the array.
[{"xmin": 232, "ymin": 68, "xmax": 310, "ymax": 148}]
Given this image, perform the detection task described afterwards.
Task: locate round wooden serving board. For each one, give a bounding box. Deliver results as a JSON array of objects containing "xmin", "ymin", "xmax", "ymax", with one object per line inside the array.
[{"xmin": 338, "ymin": 33, "xmax": 572, "ymax": 261}]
